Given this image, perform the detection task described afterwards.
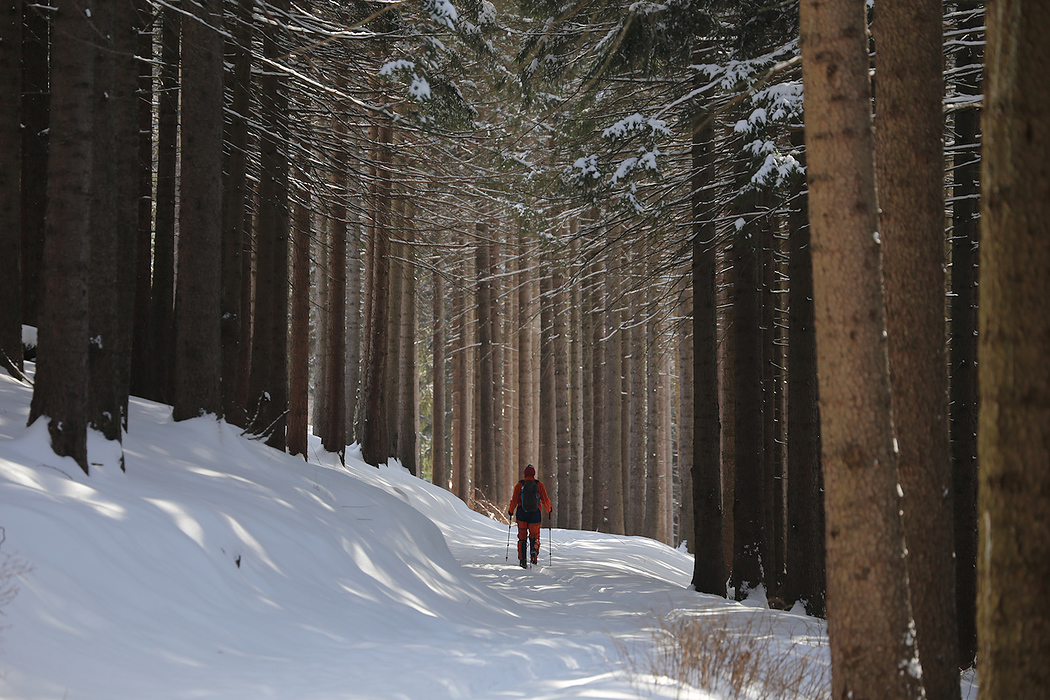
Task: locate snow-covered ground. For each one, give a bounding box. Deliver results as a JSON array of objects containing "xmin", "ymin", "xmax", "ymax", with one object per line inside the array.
[{"xmin": 0, "ymin": 368, "xmax": 975, "ymax": 699}]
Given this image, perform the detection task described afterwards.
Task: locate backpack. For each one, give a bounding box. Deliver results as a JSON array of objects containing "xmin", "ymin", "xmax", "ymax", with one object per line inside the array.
[{"xmin": 520, "ymin": 480, "xmax": 540, "ymax": 513}]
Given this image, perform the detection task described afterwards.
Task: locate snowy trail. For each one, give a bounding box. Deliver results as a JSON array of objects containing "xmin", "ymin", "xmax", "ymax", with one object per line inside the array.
[{"xmin": 0, "ymin": 371, "xmax": 828, "ymax": 699}]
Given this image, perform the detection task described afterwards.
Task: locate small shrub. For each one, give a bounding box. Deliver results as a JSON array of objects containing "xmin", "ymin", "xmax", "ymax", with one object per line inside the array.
[{"xmin": 619, "ymin": 609, "xmax": 831, "ymax": 700}]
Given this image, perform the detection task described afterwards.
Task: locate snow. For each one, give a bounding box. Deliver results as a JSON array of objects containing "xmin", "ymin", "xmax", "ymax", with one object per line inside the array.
[{"xmin": 0, "ymin": 368, "xmax": 978, "ymax": 699}]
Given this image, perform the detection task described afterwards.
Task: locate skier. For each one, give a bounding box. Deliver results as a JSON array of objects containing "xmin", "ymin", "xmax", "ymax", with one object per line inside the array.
[{"xmin": 507, "ymin": 465, "xmax": 552, "ymax": 568}]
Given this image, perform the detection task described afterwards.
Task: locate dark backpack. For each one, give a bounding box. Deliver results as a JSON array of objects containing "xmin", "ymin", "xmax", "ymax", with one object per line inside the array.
[{"xmin": 520, "ymin": 480, "xmax": 540, "ymax": 513}]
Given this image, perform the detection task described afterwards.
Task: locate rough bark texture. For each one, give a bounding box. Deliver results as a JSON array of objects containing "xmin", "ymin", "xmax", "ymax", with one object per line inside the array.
[
  {"xmin": 287, "ymin": 188, "xmax": 311, "ymax": 459},
  {"xmin": 691, "ymin": 109, "xmax": 724, "ymax": 596},
  {"xmin": 476, "ymin": 236, "xmax": 497, "ymax": 501},
  {"xmin": 731, "ymin": 220, "xmax": 765, "ymax": 601},
  {"xmin": 147, "ymin": 3, "xmax": 179, "ymax": 406},
  {"xmin": 874, "ymin": 0, "xmax": 960, "ymax": 695},
  {"xmin": 949, "ymin": 1, "xmax": 982, "ymax": 669},
  {"xmin": 0, "ymin": 0, "xmax": 21, "ymax": 377},
  {"xmin": 976, "ymin": 2, "xmax": 1050, "ymax": 695},
  {"xmin": 539, "ymin": 263, "xmax": 558, "ymax": 515},
  {"xmin": 89, "ymin": 0, "xmax": 139, "ymax": 450},
  {"xmin": 20, "ymin": 1, "xmax": 48, "ymax": 330},
  {"xmin": 799, "ymin": 0, "xmax": 923, "ymax": 696},
  {"xmin": 28, "ymin": 0, "xmax": 94, "ymax": 472},
  {"xmin": 220, "ymin": 0, "xmax": 254, "ymax": 426},
  {"xmin": 553, "ymin": 263, "xmax": 571, "ymax": 529},
  {"xmin": 784, "ymin": 132, "xmax": 825, "ymax": 618},
  {"xmin": 432, "ymin": 271, "xmax": 448, "ymax": 489},
  {"xmin": 173, "ymin": 0, "xmax": 224, "ymax": 422}
]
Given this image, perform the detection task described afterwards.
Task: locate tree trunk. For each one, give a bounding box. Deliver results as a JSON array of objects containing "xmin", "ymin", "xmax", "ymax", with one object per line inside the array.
[
  {"xmin": 539, "ymin": 260, "xmax": 558, "ymax": 514},
  {"xmin": 287, "ymin": 181, "xmax": 311, "ymax": 459},
  {"xmin": 553, "ymin": 261, "xmax": 571, "ymax": 528},
  {"xmin": 976, "ymin": 2, "xmax": 1050, "ymax": 694},
  {"xmin": 948, "ymin": 0, "xmax": 982, "ymax": 670},
  {"xmin": 27, "ymin": 0, "xmax": 94, "ymax": 472},
  {"xmin": 88, "ymin": 0, "xmax": 139, "ymax": 450},
  {"xmin": 476, "ymin": 234, "xmax": 497, "ymax": 500},
  {"xmin": 602, "ymin": 265, "xmax": 625, "ymax": 534},
  {"xmin": 568, "ymin": 237, "xmax": 584, "ymax": 530},
  {"xmin": 220, "ymin": 0, "xmax": 254, "ymax": 426},
  {"xmin": 360, "ymin": 121, "xmax": 393, "ymax": 466},
  {"xmin": 799, "ymin": 0, "xmax": 922, "ymax": 695},
  {"xmin": 628, "ymin": 264, "xmax": 646, "ymax": 536},
  {"xmin": 345, "ymin": 218, "xmax": 362, "ymax": 446},
  {"xmin": 874, "ymin": 0, "xmax": 960, "ymax": 695},
  {"xmin": 676, "ymin": 286, "xmax": 694, "ymax": 550},
  {"xmin": 19, "ymin": 0, "xmax": 48, "ymax": 330},
  {"xmin": 148, "ymin": 2, "xmax": 180, "ymax": 406},
  {"xmin": 731, "ymin": 216, "xmax": 766, "ymax": 601},
  {"xmin": 173, "ymin": 0, "xmax": 223, "ymax": 422},
  {"xmin": 432, "ymin": 270, "xmax": 448, "ymax": 489},
  {"xmin": 784, "ymin": 130, "xmax": 825, "ymax": 618},
  {"xmin": 323, "ymin": 160, "xmax": 348, "ymax": 459},
  {"xmin": 517, "ymin": 237, "xmax": 536, "ymax": 480},
  {"xmin": 0, "ymin": 0, "xmax": 21, "ymax": 378},
  {"xmin": 451, "ymin": 245, "xmax": 473, "ymax": 500},
  {"xmin": 396, "ymin": 214, "xmax": 417, "ymax": 475},
  {"xmin": 691, "ymin": 104, "xmax": 724, "ymax": 595},
  {"xmin": 130, "ymin": 0, "xmax": 154, "ymax": 400}
]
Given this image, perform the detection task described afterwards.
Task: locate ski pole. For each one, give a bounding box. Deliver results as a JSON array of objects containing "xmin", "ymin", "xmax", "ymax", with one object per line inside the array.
[
  {"xmin": 505, "ymin": 519, "xmax": 513, "ymax": 562},
  {"xmin": 548, "ymin": 509, "xmax": 553, "ymax": 566}
]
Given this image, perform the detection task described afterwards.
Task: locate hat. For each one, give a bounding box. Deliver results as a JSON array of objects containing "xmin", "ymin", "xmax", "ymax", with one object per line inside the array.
[{"xmin": 523, "ymin": 465, "xmax": 535, "ymax": 479}]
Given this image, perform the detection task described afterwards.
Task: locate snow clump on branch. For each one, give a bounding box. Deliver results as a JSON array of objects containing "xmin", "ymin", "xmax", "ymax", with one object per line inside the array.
[
  {"xmin": 425, "ymin": 0, "xmax": 459, "ymax": 29},
  {"xmin": 602, "ymin": 113, "xmax": 670, "ymax": 140}
]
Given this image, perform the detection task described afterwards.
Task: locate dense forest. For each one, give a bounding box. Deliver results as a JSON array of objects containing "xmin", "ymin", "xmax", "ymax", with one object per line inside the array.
[{"xmin": 0, "ymin": 0, "xmax": 1046, "ymax": 697}]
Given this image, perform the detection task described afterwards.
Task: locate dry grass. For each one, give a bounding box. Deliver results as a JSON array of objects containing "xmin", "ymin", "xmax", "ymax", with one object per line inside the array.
[{"xmin": 619, "ymin": 609, "xmax": 831, "ymax": 700}]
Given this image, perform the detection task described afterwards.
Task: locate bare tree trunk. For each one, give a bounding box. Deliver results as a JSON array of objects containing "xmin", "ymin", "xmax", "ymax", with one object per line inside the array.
[
  {"xmin": 345, "ymin": 217, "xmax": 362, "ymax": 446},
  {"xmin": 0, "ymin": 0, "xmax": 21, "ymax": 378},
  {"xmin": 583, "ymin": 255, "xmax": 605, "ymax": 531},
  {"xmin": 287, "ymin": 181, "xmax": 311, "ymax": 459},
  {"xmin": 174, "ymin": 0, "xmax": 224, "ymax": 422},
  {"xmin": 553, "ymin": 260, "xmax": 571, "ymax": 528},
  {"xmin": 539, "ymin": 259, "xmax": 558, "ymax": 514},
  {"xmin": 249, "ymin": 0, "xmax": 291, "ymax": 448},
  {"xmin": 396, "ymin": 213, "xmax": 417, "ymax": 475},
  {"xmin": 628, "ymin": 262, "xmax": 647, "ymax": 536},
  {"xmin": 784, "ymin": 130, "xmax": 825, "ymax": 617},
  {"xmin": 28, "ymin": 0, "xmax": 94, "ymax": 471},
  {"xmin": 976, "ymin": 2, "xmax": 1050, "ymax": 694},
  {"xmin": 949, "ymin": 0, "xmax": 982, "ymax": 669},
  {"xmin": 568, "ymin": 236, "xmax": 584, "ymax": 530},
  {"xmin": 19, "ymin": 1, "xmax": 48, "ymax": 331},
  {"xmin": 676, "ymin": 286, "xmax": 694, "ymax": 550},
  {"xmin": 799, "ymin": 0, "xmax": 922, "ymax": 694},
  {"xmin": 517, "ymin": 237, "xmax": 535, "ymax": 475},
  {"xmin": 88, "ymin": 0, "xmax": 139, "ymax": 452},
  {"xmin": 476, "ymin": 233, "xmax": 497, "ymax": 500},
  {"xmin": 602, "ymin": 264, "xmax": 625, "ymax": 534},
  {"xmin": 220, "ymin": 0, "xmax": 254, "ymax": 426},
  {"xmin": 452, "ymin": 248, "xmax": 474, "ymax": 501},
  {"xmin": 432, "ymin": 269, "xmax": 448, "ymax": 488},
  {"xmin": 360, "ymin": 120, "xmax": 393, "ymax": 466},
  {"xmin": 148, "ymin": 2, "xmax": 180, "ymax": 405},
  {"xmin": 874, "ymin": 0, "xmax": 960, "ymax": 694}
]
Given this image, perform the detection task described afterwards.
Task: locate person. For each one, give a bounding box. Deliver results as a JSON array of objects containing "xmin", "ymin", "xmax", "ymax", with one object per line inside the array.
[{"xmin": 507, "ymin": 465, "xmax": 552, "ymax": 568}]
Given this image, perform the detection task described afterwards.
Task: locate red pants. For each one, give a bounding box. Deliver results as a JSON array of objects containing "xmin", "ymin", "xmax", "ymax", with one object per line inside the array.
[{"xmin": 517, "ymin": 521, "xmax": 541, "ymax": 560}]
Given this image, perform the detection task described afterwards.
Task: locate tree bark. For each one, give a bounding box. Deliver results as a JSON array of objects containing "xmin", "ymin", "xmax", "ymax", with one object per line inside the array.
[
  {"xmin": 553, "ymin": 260, "xmax": 571, "ymax": 528},
  {"xmin": 976, "ymin": 2, "xmax": 1050, "ymax": 694},
  {"xmin": 691, "ymin": 104, "xmax": 724, "ymax": 595},
  {"xmin": 148, "ymin": 2, "xmax": 180, "ymax": 406},
  {"xmin": 88, "ymin": 0, "xmax": 139, "ymax": 451},
  {"xmin": 173, "ymin": 0, "xmax": 224, "ymax": 422},
  {"xmin": 874, "ymin": 0, "xmax": 960, "ymax": 694},
  {"xmin": 0, "ymin": 0, "xmax": 21, "ymax": 378},
  {"xmin": 19, "ymin": 0, "xmax": 47, "ymax": 330},
  {"xmin": 220, "ymin": 0, "xmax": 254, "ymax": 426},
  {"xmin": 287, "ymin": 181, "xmax": 311, "ymax": 459},
  {"xmin": 784, "ymin": 130, "xmax": 825, "ymax": 617},
  {"xmin": 28, "ymin": 0, "xmax": 94, "ymax": 472},
  {"xmin": 432, "ymin": 270, "xmax": 448, "ymax": 489},
  {"xmin": 948, "ymin": 0, "xmax": 982, "ymax": 670},
  {"xmin": 476, "ymin": 234, "xmax": 497, "ymax": 500},
  {"xmin": 539, "ymin": 260, "xmax": 558, "ymax": 514},
  {"xmin": 799, "ymin": 0, "xmax": 922, "ymax": 695}
]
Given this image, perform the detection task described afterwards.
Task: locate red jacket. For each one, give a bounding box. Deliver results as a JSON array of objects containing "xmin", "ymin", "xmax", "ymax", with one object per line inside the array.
[{"xmin": 508, "ymin": 477, "xmax": 552, "ymax": 514}]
